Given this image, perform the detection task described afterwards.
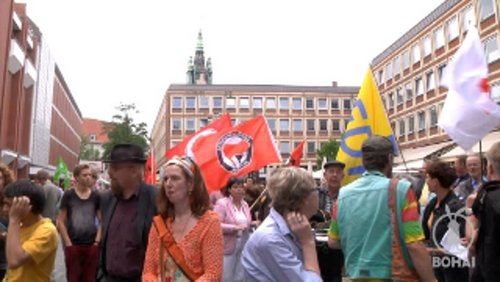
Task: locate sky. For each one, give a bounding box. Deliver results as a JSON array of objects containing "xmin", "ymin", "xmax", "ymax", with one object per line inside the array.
[{"xmin": 19, "ymin": 0, "xmax": 444, "ymax": 134}]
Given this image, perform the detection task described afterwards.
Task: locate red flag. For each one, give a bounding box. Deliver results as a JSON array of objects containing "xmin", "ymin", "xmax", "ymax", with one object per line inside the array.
[
  {"xmin": 288, "ymin": 140, "xmax": 305, "ymax": 167},
  {"xmin": 165, "ymin": 113, "xmax": 232, "ymax": 160},
  {"xmin": 192, "ymin": 116, "xmax": 282, "ymax": 192},
  {"xmin": 144, "ymin": 149, "xmax": 157, "ymax": 184}
]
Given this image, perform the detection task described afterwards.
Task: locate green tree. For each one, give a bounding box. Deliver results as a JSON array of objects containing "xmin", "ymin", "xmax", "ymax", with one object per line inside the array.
[
  {"xmin": 102, "ymin": 103, "xmax": 149, "ymax": 160},
  {"xmin": 316, "ymin": 139, "xmax": 341, "ymax": 168},
  {"xmin": 79, "ymin": 135, "xmax": 101, "ymax": 161}
]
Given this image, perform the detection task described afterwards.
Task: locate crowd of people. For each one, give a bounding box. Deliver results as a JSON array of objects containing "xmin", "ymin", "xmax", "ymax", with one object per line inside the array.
[{"xmin": 0, "ymin": 137, "xmax": 498, "ymax": 281}]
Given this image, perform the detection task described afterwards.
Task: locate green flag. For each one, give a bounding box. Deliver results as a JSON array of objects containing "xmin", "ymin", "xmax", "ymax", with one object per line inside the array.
[{"xmin": 53, "ymin": 157, "xmax": 70, "ymax": 189}]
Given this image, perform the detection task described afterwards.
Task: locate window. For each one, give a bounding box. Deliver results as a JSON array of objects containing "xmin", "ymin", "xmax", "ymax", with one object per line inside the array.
[
  {"xmin": 186, "ymin": 97, "xmax": 196, "ymax": 109},
  {"xmin": 279, "ymin": 141, "xmax": 290, "ymax": 154},
  {"xmin": 172, "ymin": 118, "xmax": 182, "ymax": 130},
  {"xmin": 462, "ymin": 6, "xmax": 475, "ymax": 32},
  {"xmin": 293, "ymin": 119, "xmax": 303, "ymax": 132},
  {"xmin": 412, "ymin": 44, "xmax": 421, "ymax": 63},
  {"xmin": 426, "ymin": 71, "xmax": 435, "ymax": 91},
  {"xmin": 399, "ymin": 119, "xmax": 405, "ymax": 136},
  {"xmin": 213, "ymin": 97, "xmax": 222, "ymax": 109},
  {"xmin": 385, "ymin": 63, "xmax": 392, "ymax": 80},
  {"xmin": 307, "ymin": 141, "xmax": 316, "ymax": 153},
  {"xmin": 434, "ymin": 27, "xmax": 445, "ymax": 49},
  {"xmin": 332, "ymin": 119, "xmax": 340, "ymax": 131},
  {"xmin": 388, "ymin": 92, "xmax": 395, "ymax": 109},
  {"xmin": 331, "ymin": 98, "xmax": 340, "ymax": 109},
  {"xmin": 405, "ymin": 82, "xmax": 413, "ymax": 101},
  {"xmin": 171, "ymin": 141, "xmax": 180, "ymax": 147},
  {"xmin": 393, "ymin": 56, "xmax": 400, "ymax": 76},
  {"xmin": 408, "ymin": 116, "xmax": 415, "ymax": 133},
  {"xmin": 226, "ymin": 97, "xmax": 236, "ymax": 109},
  {"xmin": 306, "ymin": 119, "xmax": 315, "ymax": 132},
  {"xmin": 418, "ymin": 111, "xmax": 426, "ymax": 131},
  {"xmin": 253, "ymin": 97, "xmax": 262, "ymax": 109},
  {"xmin": 239, "ymin": 97, "xmax": 249, "ymax": 109},
  {"xmin": 318, "ymin": 98, "xmax": 327, "ymax": 110},
  {"xmin": 447, "ymin": 16, "xmax": 459, "ymax": 41},
  {"xmin": 279, "ymin": 97, "xmax": 289, "ymax": 110},
  {"xmin": 479, "ymin": 0, "xmax": 495, "ymax": 20},
  {"xmin": 292, "ymin": 97, "xmax": 302, "ymax": 110},
  {"xmin": 430, "ymin": 106, "xmax": 438, "ymax": 127},
  {"xmin": 267, "ymin": 118, "xmax": 276, "ymax": 132},
  {"xmin": 279, "ymin": 119, "xmax": 289, "ymax": 131},
  {"xmin": 416, "ymin": 78, "xmax": 424, "ymax": 96},
  {"xmin": 484, "ymin": 36, "xmax": 500, "ymax": 64},
  {"xmin": 266, "ymin": 97, "xmax": 276, "ymax": 109},
  {"xmin": 199, "ymin": 118, "xmax": 209, "ymax": 128},
  {"xmin": 396, "ymin": 87, "xmax": 403, "ymax": 105},
  {"xmin": 378, "ymin": 70, "xmax": 384, "ymax": 85},
  {"xmin": 438, "ymin": 64, "xmax": 447, "ymax": 86},
  {"xmin": 306, "ymin": 98, "xmax": 315, "ymax": 109},
  {"xmin": 343, "ymin": 99, "xmax": 351, "ymax": 110},
  {"xmin": 89, "ymin": 134, "xmax": 96, "ymax": 142},
  {"xmin": 423, "ymin": 36, "xmax": 432, "ymax": 56},
  {"xmin": 402, "ymin": 50, "xmax": 410, "ymax": 70},
  {"xmin": 172, "ymin": 97, "xmax": 182, "ymax": 109},
  {"xmin": 186, "ymin": 118, "xmax": 195, "ymax": 131},
  {"xmin": 491, "ymin": 83, "xmax": 500, "ymax": 103},
  {"xmin": 382, "ymin": 97, "xmax": 387, "ymax": 108},
  {"xmin": 199, "ymin": 96, "xmax": 209, "ymax": 109},
  {"xmin": 319, "ymin": 119, "xmax": 328, "ymax": 131}
]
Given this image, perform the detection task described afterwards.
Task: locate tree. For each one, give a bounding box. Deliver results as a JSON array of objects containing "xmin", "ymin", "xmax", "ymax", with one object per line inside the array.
[
  {"xmin": 79, "ymin": 135, "xmax": 101, "ymax": 161},
  {"xmin": 102, "ymin": 103, "xmax": 149, "ymax": 160},
  {"xmin": 316, "ymin": 139, "xmax": 340, "ymax": 168}
]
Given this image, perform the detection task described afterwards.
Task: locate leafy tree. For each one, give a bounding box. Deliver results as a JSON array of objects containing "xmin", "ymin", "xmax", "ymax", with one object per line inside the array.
[
  {"xmin": 79, "ymin": 135, "xmax": 101, "ymax": 161},
  {"xmin": 102, "ymin": 103, "xmax": 149, "ymax": 160},
  {"xmin": 316, "ymin": 139, "xmax": 340, "ymax": 168}
]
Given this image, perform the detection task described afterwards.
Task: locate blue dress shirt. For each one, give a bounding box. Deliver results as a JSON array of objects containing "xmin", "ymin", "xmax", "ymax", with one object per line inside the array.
[{"xmin": 241, "ymin": 208, "xmax": 322, "ymax": 282}]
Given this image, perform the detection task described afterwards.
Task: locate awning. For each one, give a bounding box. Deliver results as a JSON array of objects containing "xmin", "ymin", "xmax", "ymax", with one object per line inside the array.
[
  {"xmin": 395, "ymin": 141, "xmax": 454, "ymax": 165},
  {"xmin": 440, "ymin": 130, "xmax": 500, "ymax": 161},
  {"xmin": 393, "ymin": 159, "xmax": 423, "ymax": 174}
]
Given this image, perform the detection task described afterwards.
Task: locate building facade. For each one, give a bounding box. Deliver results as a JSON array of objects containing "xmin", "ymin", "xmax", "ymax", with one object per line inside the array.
[
  {"xmin": 371, "ymin": 0, "xmax": 500, "ymax": 168},
  {"xmin": 1, "ymin": 1, "xmax": 82, "ymax": 177}
]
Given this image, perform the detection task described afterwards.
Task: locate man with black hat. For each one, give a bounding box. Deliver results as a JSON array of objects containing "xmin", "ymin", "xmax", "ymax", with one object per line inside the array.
[
  {"xmin": 328, "ymin": 135, "xmax": 434, "ymax": 281},
  {"xmin": 314, "ymin": 160, "xmax": 345, "ymax": 282},
  {"xmin": 97, "ymin": 144, "xmax": 158, "ymax": 282}
]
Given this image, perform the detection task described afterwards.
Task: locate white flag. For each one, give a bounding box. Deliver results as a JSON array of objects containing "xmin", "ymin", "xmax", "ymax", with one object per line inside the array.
[{"xmin": 438, "ymin": 26, "xmax": 500, "ymax": 150}]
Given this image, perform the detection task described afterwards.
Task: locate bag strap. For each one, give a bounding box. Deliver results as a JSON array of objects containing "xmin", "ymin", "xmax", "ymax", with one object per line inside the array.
[
  {"xmin": 388, "ymin": 178, "xmax": 415, "ymax": 280},
  {"xmin": 153, "ymin": 215, "xmax": 201, "ymax": 281}
]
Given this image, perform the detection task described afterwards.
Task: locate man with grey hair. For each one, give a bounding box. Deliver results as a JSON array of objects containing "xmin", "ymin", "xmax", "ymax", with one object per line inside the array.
[
  {"xmin": 470, "ymin": 141, "xmax": 500, "ymax": 281},
  {"xmin": 34, "ymin": 169, "xmax": 63, "ymax": 224},
  {"xmin": 328, "ymin": 135, "xmax": 434, "ymax": 281}
]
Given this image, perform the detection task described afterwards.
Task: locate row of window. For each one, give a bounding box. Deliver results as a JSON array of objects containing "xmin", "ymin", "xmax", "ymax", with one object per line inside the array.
[
  {"xmin": 171, "ymin": 117, "xmax": 346, "ymax": 133},
  {"xmin": 171, "ymin": 96, "xmax": 353, "ymax": 111},
  {"xmin": 377, "ymin": 2, "xmax": 499, "ymax": 84},
  {"xmin": 392, "ymin": 105, "xmax": 442, "ymax": 137}
]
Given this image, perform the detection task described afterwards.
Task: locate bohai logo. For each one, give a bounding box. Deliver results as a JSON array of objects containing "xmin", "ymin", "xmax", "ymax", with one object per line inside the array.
[{"xmin": 431, "ymin": 205, "xmax": 475, "ymax": 268}]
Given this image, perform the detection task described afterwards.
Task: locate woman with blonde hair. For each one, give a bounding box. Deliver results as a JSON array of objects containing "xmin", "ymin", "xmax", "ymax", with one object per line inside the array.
[{"xmin": 142, "ymin": 156, "xmax": 223, "ymax": 281}]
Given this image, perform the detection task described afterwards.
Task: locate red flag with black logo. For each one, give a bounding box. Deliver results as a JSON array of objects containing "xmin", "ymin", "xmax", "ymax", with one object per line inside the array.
[
  {"xmin": 165, "ymin": 113, "xmax": 232, "ymax": 160},
  {"xmin": 144, "ymin": 149, "xmax": 156, "ymax": 184},
  {"xmin": 288, "ymin": 140, "xmax": 305, "ymax": 167},
  {"xmin": 192, "ymin": 115, "xmax": 282, "ymax": 192}
]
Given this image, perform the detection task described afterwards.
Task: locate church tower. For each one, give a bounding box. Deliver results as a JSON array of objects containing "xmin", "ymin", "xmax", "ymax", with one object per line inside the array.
[{"xmin": 186, "ymin": 30, "xmax": 212, "ymax": 85}]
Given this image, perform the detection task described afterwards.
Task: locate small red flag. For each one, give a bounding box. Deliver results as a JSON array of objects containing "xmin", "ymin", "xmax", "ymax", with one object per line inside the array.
[
  {"xmin": 144, "ymin": 149, "xmax": 157, "ymax": 184},
  {"xmin": 288, "ymin": 140, "xmax": 305, "ymax": 167},
  {"xmin": 192, "ymin": 116, "xmax": 282, "ymax": 192},
  {"xmin": 166, "ymin": 113, "xmax": 232, "ymax": 160}
]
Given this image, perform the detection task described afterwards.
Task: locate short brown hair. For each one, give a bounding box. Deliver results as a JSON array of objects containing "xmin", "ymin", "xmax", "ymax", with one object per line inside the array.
[
  {"xmin": 268, "ymin": 167, "xmax": 315, "ymax": 215},
  {"xmin": 487, "ymin": 141, "xmax": 500, "ymax": 175},
  {"xmin": 426, "ymin": 160, "xmax": 457, "ymax": 189},
  {"xmin": 73, "ymin": 164, "xmax": 90, "ymax": 178},
  {"xmin": 35, "ymin": 169, "xmax": 50, "ymax": 181},
  {"xmin": 157, "ymin": 156, "xmax": 210, "ymax": 218},
  {"xmin": 0, "ymin": 164, "xmax": 15, "ymax": 187}
]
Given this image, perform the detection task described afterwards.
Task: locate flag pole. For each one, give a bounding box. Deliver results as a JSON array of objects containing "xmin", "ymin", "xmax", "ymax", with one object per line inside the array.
[
  {"xmin": 479, "ymin": 140, "xmax": 485, "ymax": 184},
  {"xmin": 367, "ymin": 65, "xmax": 409, "ymax": 173}
]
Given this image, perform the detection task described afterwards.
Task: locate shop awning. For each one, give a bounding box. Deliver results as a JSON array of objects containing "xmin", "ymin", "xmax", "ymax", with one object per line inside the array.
[
  {"xmin": 440, "ymin": 131, "xmax": 500, "ymax": 161},
  {"xmin": 395, "ymin": 141, "xmax": 454, "ymax": 165}
]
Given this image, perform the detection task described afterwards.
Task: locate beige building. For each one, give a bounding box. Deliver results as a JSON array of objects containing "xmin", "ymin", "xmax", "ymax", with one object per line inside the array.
[{"xmin": 371, "ymin": 0, "xmax": 500, "ymax": 169}]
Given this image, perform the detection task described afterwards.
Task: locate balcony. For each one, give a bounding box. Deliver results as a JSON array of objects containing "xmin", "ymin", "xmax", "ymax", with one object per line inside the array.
[
  {"xmin": 8, "ymin": 39, "xmax": 25, "ymax": 74},
  {"xmin": 1, "ymin": 150, "xmax": 17, "ymax": 165},
  {"xmin": 12, "ymin": 11, "xmax": 22, "ymax": 31},
  {"xmin": 17, "ymin": 155, "xmax": 31, "ymax": 168},
  {"xmin": 23, "ymin": 59, "xmax": 37, "ymax": 88}
]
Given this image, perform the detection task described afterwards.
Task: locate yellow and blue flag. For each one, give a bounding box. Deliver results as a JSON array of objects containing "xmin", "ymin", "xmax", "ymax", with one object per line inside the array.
[{"xmin": 336, "ymin": 69, "xmax": 398, "ymax": 186}]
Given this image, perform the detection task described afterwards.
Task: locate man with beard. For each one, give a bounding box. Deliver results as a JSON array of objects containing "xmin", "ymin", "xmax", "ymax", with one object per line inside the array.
[{"xmin": 97, "ymin": 144, "xmax": 158, "ymax": 282}]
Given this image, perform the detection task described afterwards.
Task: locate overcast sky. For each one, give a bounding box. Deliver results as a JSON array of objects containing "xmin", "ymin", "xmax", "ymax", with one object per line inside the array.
[{"xmin": 19, "ymin": 0, "xmax": 443, "ymax": 133}]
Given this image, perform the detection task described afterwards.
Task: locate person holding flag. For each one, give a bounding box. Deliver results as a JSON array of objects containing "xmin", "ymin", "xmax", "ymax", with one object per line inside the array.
[{"xmin": 53, "ymin": 157, "xmax": 70, "ymax": 189}]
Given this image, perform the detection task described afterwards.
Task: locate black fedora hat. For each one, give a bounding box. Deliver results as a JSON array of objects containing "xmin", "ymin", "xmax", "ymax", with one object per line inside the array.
[{"xmin": 104, "ymin": 144, "xmax": 147, "ymax": 164}]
